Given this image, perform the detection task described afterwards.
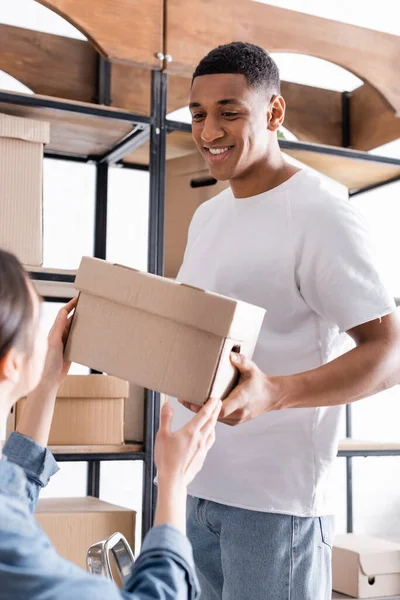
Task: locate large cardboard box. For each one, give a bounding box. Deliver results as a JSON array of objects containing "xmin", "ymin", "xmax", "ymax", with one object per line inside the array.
[
  {"xmin": 0, "ymin": 113, "xmax": 49, "ymax": 265},
  {"xmin": 65, "ymin": 257, "xmax": 266, "ymax": 405},
  {"xmin": 15, "ymin": 375, "xmax": 129, "ymax": 445},
  {"xmin": 332, "ymin": 534, "xmax": 400, "ymax": 598},
  {"xmin": 36, "ymin": 497, "xmax": 136, "ymax": 571},
  {"xmin": 165, "ymin": 153, "xmax": 228, "ymax": 279}
]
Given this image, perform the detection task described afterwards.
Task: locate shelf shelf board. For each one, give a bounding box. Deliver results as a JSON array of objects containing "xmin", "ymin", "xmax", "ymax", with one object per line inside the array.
[
  {"xmin": 338, "ymin": 438, "xmax": 400, "ymax": 457},
  {"xmin": 51, "ymin": 443, "xmax": 144, "ymax": 462},
  {"xmin": 0, "ymin": 90, "xmax": 148, "ymax": 161},
  {"xmin": 129, "ymin": 128, "xmax": 400, "ymax": 193}
]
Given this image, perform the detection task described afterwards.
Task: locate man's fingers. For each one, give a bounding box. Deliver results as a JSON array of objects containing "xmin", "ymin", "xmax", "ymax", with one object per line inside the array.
[
  {"xmin": 178, "ymin": 399, "xmax": 201, "ymax": 414},
  {"xmin": 230, "ymin": 352, "xmax": 255, "ymax": 375},
  {"xmin": 219, "ymin": 391, "xmax": 244, "ymax": 420}
]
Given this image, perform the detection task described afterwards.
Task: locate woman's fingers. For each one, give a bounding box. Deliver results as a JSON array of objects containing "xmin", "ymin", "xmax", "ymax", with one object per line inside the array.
[
  {"xmin": 200, "ymin": 399, "xmax": 221, "ymax": 438},
  {"xmin": 159, "ymin": 401, "xmax": 173, "ymax": 434},
  {"xmin": 186, "ymin": 397, "xmax": 220, "ymax": 433}
]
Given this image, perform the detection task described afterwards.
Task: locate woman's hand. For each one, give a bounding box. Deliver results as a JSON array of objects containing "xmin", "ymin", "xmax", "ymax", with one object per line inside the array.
[
  {"xmin": 155, "ymin": 397, "xmax": 221, "ymax": 488},
  {"xmin": 39, "ymin": 297, "xmax": 77, "ymax": 391},
  {"xmin": 16, "ymin": 298, "xmax": 77, "ymax": 447},
  {"xmin": 153, "ymin": 397, "xmax": 221, "ymax": 534}
]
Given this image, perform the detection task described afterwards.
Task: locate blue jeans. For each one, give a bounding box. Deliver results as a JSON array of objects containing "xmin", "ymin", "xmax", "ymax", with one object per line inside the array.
[{"xmin": 187, "ymin": 496, "xmax": 333, "ymax": 600}]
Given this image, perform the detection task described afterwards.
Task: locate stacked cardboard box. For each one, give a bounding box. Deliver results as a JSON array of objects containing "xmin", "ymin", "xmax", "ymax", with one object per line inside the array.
[
  {"xmin": 11, "ymin": 375, "xmax": 130, "ymax": 445},
  {"xmin": 0, "ymin": 113, "xmax": 49, "ymax": 265},
  {"xmin": 36, "ymin": 497, "xmax": 136, "ymax": 571},
  {"xmin": 333, "ymin": 534, "xmax": 400, "ymax": 598}
]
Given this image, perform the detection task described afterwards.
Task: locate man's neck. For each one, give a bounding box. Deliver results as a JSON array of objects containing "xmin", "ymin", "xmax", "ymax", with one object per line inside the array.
[{"xmin": 230, "ymin": 145, "xmax": 300, "ymax": 199}]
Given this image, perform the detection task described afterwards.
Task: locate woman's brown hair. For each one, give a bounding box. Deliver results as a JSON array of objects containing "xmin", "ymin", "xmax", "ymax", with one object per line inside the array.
[{"xmin": 0, "ymin": 250, "xmax": 35, "ymax": 360}]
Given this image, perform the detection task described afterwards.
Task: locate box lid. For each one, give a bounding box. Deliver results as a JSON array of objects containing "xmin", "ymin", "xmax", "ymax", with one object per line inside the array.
[
  {"xmin": 57, "ymin": 375, "xmax": 129, "ymax": 399},
  {"xmin": 0, "ymin": 112, "xmax": 50, "ymax": 144},
  {"xmin": 334, "ymin": 534, "xmax": 400, "ymax": 576},
  {"xmin": 74, "ymin": 257, "xmax": 266, "ymax": 340},
  {"xmin": 36, "ymin": 497, "xmax": 134, "ymax": 514}
]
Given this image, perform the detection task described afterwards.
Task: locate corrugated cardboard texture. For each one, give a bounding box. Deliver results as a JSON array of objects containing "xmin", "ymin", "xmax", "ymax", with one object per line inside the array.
[
  {"xmin": 36, "ymin": 497, "xmax": 135, "ymax": 571},
  {"xmin": 17, "ymin": 375, "xmax": 128, "ymax": 445},
  {"xmin": 125, "ymin": 383, "xmax": 144, "ymax": 443},
  {"xmin": 65, "ymin": 258, "xmax": 265, "ymax": 405},
  {"xmin": 56, "ymin": 374, "xmax": 128, "ymax": 398},
  {"xmin": 74, "ymin": 257, "xmax": 262, "ymax": 340},
  {"xmin": 0, "ymin": 113, "xmax": 49, "ymax": 265},
  {"xmin": 165, "ymin": 153, "xmax": 228, "ymax": 279},
  {"xmin": 333, "ymin": 534, "xmax": 400, "ymax": 598}
]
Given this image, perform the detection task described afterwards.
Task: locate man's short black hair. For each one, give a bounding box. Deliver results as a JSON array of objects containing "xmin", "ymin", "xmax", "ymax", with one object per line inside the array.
[{"xmin": 192, "ymin": 41, "xmax": 280, "ymax": 97}]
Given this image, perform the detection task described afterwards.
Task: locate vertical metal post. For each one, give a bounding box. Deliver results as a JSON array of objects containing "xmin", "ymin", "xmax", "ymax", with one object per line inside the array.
[
  {"xmin": 94, "ymin": 164, "xmax": 109, "ymax": 259},
  {"xmin": 345, "ymin": 403, "xmax": 354, "ymax": 533},
  {"xmin": 341, "ymin": 91, "xmax": 351, "ymax": 149},
  {"xmin": 142, "ymin": 70, "xmax": 167, "ymax": 538},
  {"xmin": 86, "ymin": 55, "xmax": 112, "ymax": 493},
  {"xmin": 87, "ymin": 461, "xmax": 101, "ymax": 497},
  {"xmin": 96, "ymin": 55, "xmax": 112, "ymax": 106}
]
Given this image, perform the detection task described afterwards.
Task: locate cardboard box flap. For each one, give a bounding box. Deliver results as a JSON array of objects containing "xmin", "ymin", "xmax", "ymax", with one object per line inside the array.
[
  {"xmin": 0, "ymin": 113, "xmax": 50, "ymax": 144},
  {"xmin": 57, "ymin": 375, "xmax": 129, "ymax": 399},
  {"xmin": 335, "ymin": 535, "xmax": 400, "ymax": 576},
  {"xmin": 36, "ymin": 497, "xmax": 132, "ymax": 514},
  {"xmin": 75, "ymin": 257, "xmax": 265, "ymax": 340}
]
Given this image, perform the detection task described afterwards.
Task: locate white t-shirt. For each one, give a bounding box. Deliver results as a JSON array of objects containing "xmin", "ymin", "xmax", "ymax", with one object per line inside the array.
[{"xmin": 170, "ymin": 169, "xmax": 395, "ymax": 517}]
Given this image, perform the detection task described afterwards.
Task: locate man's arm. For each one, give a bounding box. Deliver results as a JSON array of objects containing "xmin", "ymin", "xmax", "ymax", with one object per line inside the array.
[
  {"xmin": 180, "ymin": 312, "xmax": 400, "ymax": 425},
  {"xmin": 280, "ymin": 312, "xmax": 400, "ymax": 410}
]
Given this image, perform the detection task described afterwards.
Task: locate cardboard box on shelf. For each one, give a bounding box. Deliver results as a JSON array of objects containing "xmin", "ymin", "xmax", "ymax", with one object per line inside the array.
[
  {"xmin": 36, "ymin": 497, "xmax": 136, "ymax": 571},
  {"xmin": 125, "ymin": 383, "xmax": 144, "ymax": 443},
  {"xmin": 332, "ymin": 534, "xmax": 400, "ymax": 598},
  {"xmin": 14, "ymin": 375, "xmax": 129, "ymax": 445},
  {"xmin": 0, "ymin": 113, "xmax": 49, "ymax": 265},
  {"xmin": 165, "ymin": 153, "xmax": 228, "ymax": 279},
  {"xmin": 65, "ymin": 257, "xmax": 266, "ymax": 406}
]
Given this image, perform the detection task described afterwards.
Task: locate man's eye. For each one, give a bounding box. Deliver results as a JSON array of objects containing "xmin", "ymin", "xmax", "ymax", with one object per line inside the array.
[
  {"xmin": 192, "ymin": 113, "xmax": 205, "ymax": 120},
  {"xmin": 222, "ymin": 112, "xmax": 239, "ymax": 118}
]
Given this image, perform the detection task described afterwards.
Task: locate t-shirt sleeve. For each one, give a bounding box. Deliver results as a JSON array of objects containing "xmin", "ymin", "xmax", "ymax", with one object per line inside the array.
[{"xmin": 294, "ymin": 195, "xmax": 395, "ymax": 333}]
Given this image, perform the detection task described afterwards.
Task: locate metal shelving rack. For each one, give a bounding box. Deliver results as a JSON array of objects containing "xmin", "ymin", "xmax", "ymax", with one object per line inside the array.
[
  {"xmin": 2, "ymin": 58, "xmax": 400, "ymax": 542},
  {"xmin": 3, "ymin": 58, "xmax": 166, "ymax": 539}
]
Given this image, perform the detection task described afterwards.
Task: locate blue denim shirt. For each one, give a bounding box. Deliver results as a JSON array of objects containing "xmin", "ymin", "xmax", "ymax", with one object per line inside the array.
[{"xmin": 0, "ymin": 432, "xmax": 200, "ymax": 600}]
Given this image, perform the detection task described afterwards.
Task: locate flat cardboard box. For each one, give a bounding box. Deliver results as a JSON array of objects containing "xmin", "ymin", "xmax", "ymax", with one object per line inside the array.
[
  {"xmin": 165, "ymin": 153, "xmax": 228, "ymax": 279},
  {"xmin": 332, "ymin": 534, "xmax": 400, "ymax": 598},
  {"xmin": 65, "ymin": 257, "xmax": 266, "ymax": 405},
  {"xmin": 0, "ymin": 113, "xmax": 49, "ymax": 265},
  {"xmin": 15, "ymin": 375, "xmax": 129, "ymax": 445},
  {"xmin": 36, "ymin": 497, "xmax": 136, "ymax": 571}
]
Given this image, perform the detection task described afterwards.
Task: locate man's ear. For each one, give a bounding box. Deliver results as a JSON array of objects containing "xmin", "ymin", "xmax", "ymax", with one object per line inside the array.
[{"xmin": 267, "ymin": 95, "xmax": 286, "ymax": 132}]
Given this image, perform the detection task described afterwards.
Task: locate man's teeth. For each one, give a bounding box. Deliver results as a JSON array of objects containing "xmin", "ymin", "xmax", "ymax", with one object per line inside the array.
[{"xmin": 208, "ymin": 147, "xmax": 229, "ymax": 155}]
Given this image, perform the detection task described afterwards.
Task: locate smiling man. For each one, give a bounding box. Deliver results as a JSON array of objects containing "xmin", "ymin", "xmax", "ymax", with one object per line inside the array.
[{"xmin": 170, "ymin": 42, "xmax": 400, "ymax": 600}]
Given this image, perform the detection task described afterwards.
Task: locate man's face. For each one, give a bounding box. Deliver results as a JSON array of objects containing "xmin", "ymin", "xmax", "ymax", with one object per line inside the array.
[{"xmin": 190, "ymin": 73, "xmax": 272, "ymax": 182}]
